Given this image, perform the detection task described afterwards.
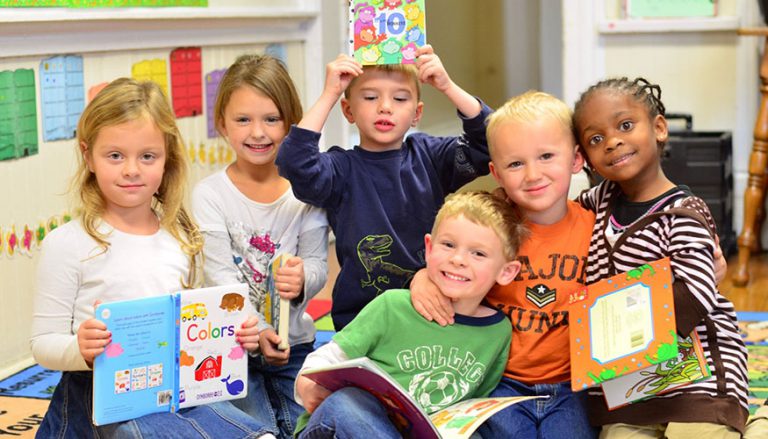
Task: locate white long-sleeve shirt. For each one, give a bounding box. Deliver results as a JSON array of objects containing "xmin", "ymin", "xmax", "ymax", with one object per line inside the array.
[{"xmin": 30, "ymin": 220, "xmax": 189, "ymax": 371}]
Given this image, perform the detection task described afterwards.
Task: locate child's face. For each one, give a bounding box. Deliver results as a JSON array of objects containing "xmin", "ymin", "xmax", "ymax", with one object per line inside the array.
[
  {"xmin": 341, "ymin": 69, "xmax": 423, "ymax": 152},
  {"xmin": 220, "ymin": 86, "xmax": 287, "ymax": 169},
  {"xmin": 83, "ymin": 117, "xmax": 166, "ymax": 216},
  {"xmin": 575, "ymin": 91, "xmax": 668, "ymax": 187},
  {"xmin": 489, "ymin": 118, "xmax": 583, "ymax": 225},
  {"xmin": 424, "ymin": 214, "xmax": 519, "ymax": 307}
]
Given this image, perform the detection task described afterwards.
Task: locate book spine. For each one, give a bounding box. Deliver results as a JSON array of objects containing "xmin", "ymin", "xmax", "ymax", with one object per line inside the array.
[{"xmin": 172, "ymin": 293, "xmax": 181, "ymax": 413}]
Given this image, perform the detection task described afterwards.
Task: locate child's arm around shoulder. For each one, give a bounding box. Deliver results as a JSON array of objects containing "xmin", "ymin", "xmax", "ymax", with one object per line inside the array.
[
  {"xmin": 415, "ymin": 44, "xmax": 480, "ymax": 118},
  {"xmin": 295, "ymin": 341, "xmax": 350, "ymax": 413}
]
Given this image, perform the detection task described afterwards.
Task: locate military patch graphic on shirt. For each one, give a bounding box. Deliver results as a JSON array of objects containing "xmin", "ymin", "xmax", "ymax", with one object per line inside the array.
[{"xmin": 526, "ymin": 283, "xmax": 556, "ymax": 308}]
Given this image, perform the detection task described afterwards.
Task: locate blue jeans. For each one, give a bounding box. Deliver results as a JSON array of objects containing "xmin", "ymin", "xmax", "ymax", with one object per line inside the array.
[
  {"xmin": 37, "ymin": 371, "xmax": 269, "ymax": 438},
  {"xmin": 477, "ymin": 377, "xmax": 598, "ymax": 439},
  {"xmin": 233, "ymin": 342, "xmax": 314, "ymax": 439},
  {"xmin": 299, "ymin": 388, "xmax": 401, "ymax": 439}
]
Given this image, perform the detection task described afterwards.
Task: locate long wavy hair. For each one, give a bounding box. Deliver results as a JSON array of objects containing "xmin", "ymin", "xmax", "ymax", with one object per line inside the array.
[{"xmin": 73, "ymin": 78, "xmax": 203, "ymax": 288}]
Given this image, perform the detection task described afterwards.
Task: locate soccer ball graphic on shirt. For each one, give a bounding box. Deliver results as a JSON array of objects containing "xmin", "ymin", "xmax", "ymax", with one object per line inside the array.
[{"xmin": 409, "ymin": 370, "xmax": 469, "ymax": 412}]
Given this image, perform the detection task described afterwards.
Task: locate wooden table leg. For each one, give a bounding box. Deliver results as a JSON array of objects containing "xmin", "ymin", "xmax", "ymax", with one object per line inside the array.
[{"xmin": 734, "ymin": 35, "xmax": 768, "ymax": 286}]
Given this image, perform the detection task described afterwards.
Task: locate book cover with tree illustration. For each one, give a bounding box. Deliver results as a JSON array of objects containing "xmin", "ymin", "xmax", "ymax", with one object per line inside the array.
[{"xmin": 568, "ymin": 258, "xmax": 678, "ymax": 392}]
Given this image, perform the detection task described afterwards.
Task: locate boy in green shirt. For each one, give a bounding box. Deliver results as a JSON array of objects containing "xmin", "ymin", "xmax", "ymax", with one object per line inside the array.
[{"xmin": 294, "ymin": 191, "xmax": 527, "ymax": 438}]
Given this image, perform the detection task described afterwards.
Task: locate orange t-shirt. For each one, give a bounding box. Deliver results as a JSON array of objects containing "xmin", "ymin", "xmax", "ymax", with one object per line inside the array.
[{"xmin": 486, "ymin": 200, "xmax": 595, "ymax": 384}]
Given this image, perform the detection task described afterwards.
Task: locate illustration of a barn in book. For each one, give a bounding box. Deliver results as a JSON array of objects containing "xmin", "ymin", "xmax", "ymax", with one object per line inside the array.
[{"xmin": 195, "ymin": 355, "xmax": 222, "ymax": 381}]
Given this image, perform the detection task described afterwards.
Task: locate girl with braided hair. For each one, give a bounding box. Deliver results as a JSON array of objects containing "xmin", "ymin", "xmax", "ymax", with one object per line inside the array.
[{"xmin": 572, "ymin": 77, "xmax": 748, "ymax": 438}]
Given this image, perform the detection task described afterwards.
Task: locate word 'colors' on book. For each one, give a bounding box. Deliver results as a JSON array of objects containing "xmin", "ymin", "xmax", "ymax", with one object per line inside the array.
[{"xmin": 93, "ymin": 283, "xmax": 249, "ymax": 425}]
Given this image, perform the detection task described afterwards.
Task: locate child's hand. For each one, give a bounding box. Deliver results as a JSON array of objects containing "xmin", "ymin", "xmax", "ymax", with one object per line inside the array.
[
  {"xmin": 77, "ymin": 318, "xmax": 111, "ymax": 368},
  {"xmin": 296, "ymin": 375, "xmax": 332, "ymax": 413},
  {"xmin": 275, "ymin": 256, "xmax": 304, "ymax": 301},
  {"xmin": 323, "ymin": 54, "xmax": 363, "ymax": 99},
  {"xmin": 415, "ymin": 45, "xmax": 453, "ymax": 94},
  {"xmin": 410, "ymin": 268, "xmax": 455, "ymax": 326},
  {"xmin": 236, "ymin": 316, "xmax": 261, "ymax": 353},
  {"xmin": 258, "ymin": 328, "xmax": 290, "ymax": 366}
]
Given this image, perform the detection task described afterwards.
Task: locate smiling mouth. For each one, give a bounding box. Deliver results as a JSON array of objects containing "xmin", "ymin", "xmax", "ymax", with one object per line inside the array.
[
  {"xmin": 609, "ymin": 152, "xmax": 635, "ymax": 166},
  {"xmin": 443, "ymin": 271, "xmax": 468, "ymax": 282},
  {"xmin": 244, "ymin": 142, "xmax": 272, "ymax": 152},
  {"xmin": 374, "ymin": 120, "xmax": 395, "ymax": 130},
  {"xmin": 525, "ymin": 183, "xmax": 549, "ymax": 193}
]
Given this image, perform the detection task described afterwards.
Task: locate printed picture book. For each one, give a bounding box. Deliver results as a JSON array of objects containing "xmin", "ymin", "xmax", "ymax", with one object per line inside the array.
[
  {"xmin": 92, "ymin": 283, "xmax": 249, "ymax": 426},
  {"xmin": 600, "ymin": 331, "xmax": 711, "ymax": 409},
  {"xmin": 568, "ymin": 258, "xmax": 679, "ymax": 392},
  {"xmin": 264, "ymin": 253, "xmax": 292, "ymax": 350},
  {"xmin": 303, "ymin": 357, "xmax": 541, "ymax": 439},
  {"xmin": 349, "ymin": 0, "xmax": 426, "ymax": 65}
]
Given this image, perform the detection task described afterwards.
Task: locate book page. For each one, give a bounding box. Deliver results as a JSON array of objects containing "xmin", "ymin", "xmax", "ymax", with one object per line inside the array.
[
  {"xmin": 430, "ymin": 396, "xmax": 544, "ymax": 439},
  {"xmin": 178, "ymin": 284, "xmax": 249, "ymax": 408}
]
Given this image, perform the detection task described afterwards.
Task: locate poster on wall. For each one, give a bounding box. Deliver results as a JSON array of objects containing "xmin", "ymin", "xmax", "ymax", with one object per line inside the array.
[
  {"xmin": 40, "ymin": 55, "xmax": 85, "ymax": 142},
  {"xmin": 170, "ymin": 47, "xmax": 202, "ymax": 118},
  {"xmin": 0, "ymin": 69, "xmax": 38, "ymax": 161}
]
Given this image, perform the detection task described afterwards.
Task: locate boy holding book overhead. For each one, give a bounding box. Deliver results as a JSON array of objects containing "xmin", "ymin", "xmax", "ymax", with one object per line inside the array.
[{"xmin": 293, "ymin": 191, "xmax": 527, "ymax": 438}]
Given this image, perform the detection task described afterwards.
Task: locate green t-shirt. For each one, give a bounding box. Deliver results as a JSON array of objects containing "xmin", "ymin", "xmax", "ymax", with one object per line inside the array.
[{"xmin": 333, "ymin": 289, "xmax": 511, "ymax": 414}]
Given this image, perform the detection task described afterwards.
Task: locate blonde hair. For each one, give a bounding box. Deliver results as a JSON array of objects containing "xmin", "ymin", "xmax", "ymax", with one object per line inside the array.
[
  {"xmin": 345, "ymin": 64, "xmax": 421, "ymax": 101},
  {"xmin": 214, "ymin": 54, "xmax": 303, "ymax": 135},
  {"xmin": 74, "ymin": 77, "xmax": 203, "ymax": 288},
  {"xmin": 432, "ymin": 191, "xmax": 527, "ymax": 261},
  {"xmin": 486, "ymin": 90, "xmax": 573, "ymax": 159}
]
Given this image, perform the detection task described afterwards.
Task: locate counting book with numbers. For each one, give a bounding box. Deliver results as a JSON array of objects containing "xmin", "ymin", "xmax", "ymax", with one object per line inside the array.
[
  {"xmin": 349, "ymin": 0, "xmax": 426, "ymax": 65},
  {"xmin": 568, "ymin": 258, "xmax": 679, "ymax": 392},
  {"xmin": 92, "ymin": 283, "xmax": 249, "ymax": 425}
]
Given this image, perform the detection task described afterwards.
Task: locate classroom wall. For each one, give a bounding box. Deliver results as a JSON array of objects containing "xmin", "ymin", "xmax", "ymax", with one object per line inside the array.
[{"xmin": 0, "ymin": 2, "xmax": 322, "ymax": 376}]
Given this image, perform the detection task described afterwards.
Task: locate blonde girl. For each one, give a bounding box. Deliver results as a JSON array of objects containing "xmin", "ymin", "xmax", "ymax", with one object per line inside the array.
[
  {"xmin": 32, "ymin": 78, "xmax": 266, "ymax": 438},
  {"xmin": 192, "ymin": 54, "xmax": 328, "ymax": 438}
]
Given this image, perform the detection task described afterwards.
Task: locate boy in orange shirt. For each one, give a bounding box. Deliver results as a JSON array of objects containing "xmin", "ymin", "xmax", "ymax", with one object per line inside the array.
[{"xmin": 412, "ymin": 91, "xmax": 597, "ymax": 437}]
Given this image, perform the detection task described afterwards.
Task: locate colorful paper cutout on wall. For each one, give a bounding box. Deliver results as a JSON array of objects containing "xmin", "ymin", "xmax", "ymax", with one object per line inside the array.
[
  {"xmin": 40, "ymin": 55, "xmax": 85, "ymax": 141},
  {"xmin": 88, "ymin": 82, "xmax": 109, "ymax": 102},
  {"xmin": 205, "ymin": 68, "xmax": 226, "ymax": 138},
  {"xmin": 349, "ymin": 0, "xmax": 426, "ymax": 65},
  {"xmin": 265, "ymin": 43, "xmax": 287, "ymax": 64},
  {"xmin": 170, "ymin": 47, "xmax": 202, "ymax": 118},
  {"xmin": 0, "ymin": 68, "xmax": 38, "ymax": 161},
  {"xmin": 132, "ymin": 59, "xmax": 168, "ymax": 97},
  {"xmin": 0, "ymin": 0, "xmax": 207, "ymax": 7}
]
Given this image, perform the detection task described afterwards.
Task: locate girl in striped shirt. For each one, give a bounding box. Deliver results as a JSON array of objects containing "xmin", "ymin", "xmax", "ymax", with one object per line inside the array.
[{"xmin": 573, "ymin": 77, "xmax": 748, "ymax": 438}]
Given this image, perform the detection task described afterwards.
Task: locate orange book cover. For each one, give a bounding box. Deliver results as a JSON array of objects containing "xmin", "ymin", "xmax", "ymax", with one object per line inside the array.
[{"xmin": 568, "ymin": 257, "xmax": 678, "ymax": 392}]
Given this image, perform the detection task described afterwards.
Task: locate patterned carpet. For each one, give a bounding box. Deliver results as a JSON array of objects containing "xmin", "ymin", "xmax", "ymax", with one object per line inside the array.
[{"xmin": 1, "ymin": 306, "xmax": 765, "ymax": 437}]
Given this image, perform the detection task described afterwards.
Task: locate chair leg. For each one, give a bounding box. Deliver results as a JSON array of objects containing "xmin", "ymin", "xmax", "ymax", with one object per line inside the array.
[{"xmin": 734, "ymin": 36, "xmax": 768, "ymax": 286}]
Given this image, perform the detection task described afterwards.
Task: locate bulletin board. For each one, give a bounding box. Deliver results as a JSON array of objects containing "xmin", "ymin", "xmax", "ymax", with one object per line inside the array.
[{"xmin": 0, "ymin": 1, "xmax": 323, "ymax": 377}]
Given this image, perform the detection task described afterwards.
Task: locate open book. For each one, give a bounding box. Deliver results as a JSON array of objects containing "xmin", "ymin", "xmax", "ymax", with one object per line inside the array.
[
  {"xmin": 303, "ymin": 357, "xmax": 541, "ymax": 439},
  {"xmin": 264, "ymin": 253, "xmax": 292, "ymax": 350},
  {"xmin": 92, "ymin": 284, "xmax": 249, "ymax": 425},
  {"xmin": 600, "ymin": 331, "xmax": 711, "ymax": 409},
  {"xmin": 349, "ymin": 0, "xmax": 426, "ymax": 65}
]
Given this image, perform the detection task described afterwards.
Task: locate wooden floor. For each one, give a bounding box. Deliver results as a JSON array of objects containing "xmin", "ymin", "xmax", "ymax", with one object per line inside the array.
[
  {"xmin": 319, "ymin": 245, "xmax": 768, "ymax": 312},
  {"xmin": 721, "ymin": 252, "xmax": 768, "ymax": 312}
]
